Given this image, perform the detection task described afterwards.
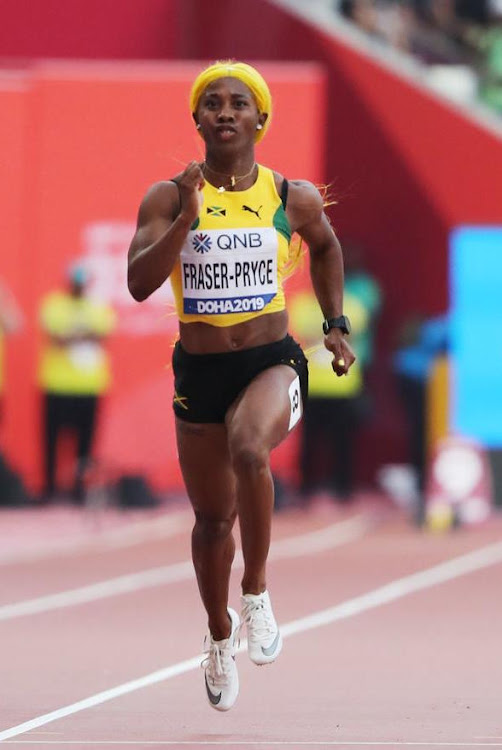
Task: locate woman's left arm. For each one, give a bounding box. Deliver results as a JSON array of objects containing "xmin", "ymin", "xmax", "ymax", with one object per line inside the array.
[{"xmin": 288, "ymin": 180, "xmax": 356, "ymax": 376}]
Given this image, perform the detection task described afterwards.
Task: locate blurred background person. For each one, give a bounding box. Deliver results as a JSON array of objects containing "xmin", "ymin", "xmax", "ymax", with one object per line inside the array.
[
  {"xmin": 38, "ymin": 263, "xmax": 116, "ymax": 504},
  {"xmin": 335, "ymin": 0, "xmax": 502, "ymax": 114},
  {"xmin": 464, "ymin": 1, "xmax": 502, "ymax": 114},
  {"xmin": 339, "ymin": 0, "xmax": 383, "ymax": 41},
  {"xmin": 342, "ymin": 241, "xmax": 382, "ymax": 381},
  {"xmin": 392, "ymin": 312, "xmax": 449, "ymax": 522},
  {"xmin": 291, "ymin": 288, "xmax": 371, "ymax": 503},
  {"xmin": 291, "ymin": 239, "xmax": 382, "ymax": 503}
]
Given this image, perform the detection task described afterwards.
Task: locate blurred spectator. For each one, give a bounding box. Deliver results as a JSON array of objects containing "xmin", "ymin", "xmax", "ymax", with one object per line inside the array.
[
  {"xmin": 38, "ymin": 263, "xmax": 116, "ymax": 503},
  {"xmin": 334, "ymin": 0, "xmax": 502, "ymax": 114},
  {"xmin": 409, "ymin": 0, "xmax": 474, "ymax": 64},
  {"xmin": 343, "ymin": 241, "xmax": 382, "ymax": 375},
  {"xmin": 340, "ymin": 0, "xmax": 382, "ymax": 38},
  {"xmin": 466, "ymin": 3, "xmax": 502, "ymax": 113},
  {"xmin": 456, "ymin": 0, "xmax": 490, "ymax": 24},
  {"xmin": 291, "ymin": 272, "xmax": 380, "ymax": 502},
  {"xmin": 0, "ymin": 279, "xmax": 23, "ymax": 429},
  {"xmin": 392, "ymin": 313, "xmax": 449, "ymax": 520},
  {"xmin": 340, "ymin": 0, "xmax": 416, "ymax": 51}
]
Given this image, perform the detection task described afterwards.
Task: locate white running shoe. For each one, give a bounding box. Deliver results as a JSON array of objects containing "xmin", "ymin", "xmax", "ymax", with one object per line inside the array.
[
  {"xmin": 202, "ymin": 607, "xmax": 240, "ymax": 711},
  {"xmin": 241, "ymin": 590, "xmax": 283, "ymax": 666}
]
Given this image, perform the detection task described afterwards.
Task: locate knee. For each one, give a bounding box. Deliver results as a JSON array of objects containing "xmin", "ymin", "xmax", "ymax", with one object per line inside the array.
[
  {"xmin": 193, "ymin": 511, "xmax": 236, "ymax": 543},
  {"xmin": 229, "ymin": 435, "xmax": 269, "ymax": 477}
]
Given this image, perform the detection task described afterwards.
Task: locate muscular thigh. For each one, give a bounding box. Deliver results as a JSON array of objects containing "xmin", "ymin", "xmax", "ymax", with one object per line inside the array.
[
  {"xmin": 226, "ymin": 365, "xmax": 302, "ymax": 451},
  {"xmin": 175, "ymin": 418, "xmax": 236, "ymax": 517}
]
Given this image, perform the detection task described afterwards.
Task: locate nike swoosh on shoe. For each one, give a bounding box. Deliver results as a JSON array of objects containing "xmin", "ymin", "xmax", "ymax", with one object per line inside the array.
[
  {"xmin": 205, "ymin": 675, "xmax": 222, "ymax": 705},
  {"xmin": 262, "ymin": 630, "xmax": 281, "ymax": 657}
]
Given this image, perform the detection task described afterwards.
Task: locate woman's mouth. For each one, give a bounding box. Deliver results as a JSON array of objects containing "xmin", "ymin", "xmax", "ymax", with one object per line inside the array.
[{"xmin": 215, "ymin": 125, "xmax": 237, "ymax": 140}]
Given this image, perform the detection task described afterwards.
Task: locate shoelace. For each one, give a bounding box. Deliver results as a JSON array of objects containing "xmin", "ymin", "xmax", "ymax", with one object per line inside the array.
[
  {"xmin": 241, "ymin": 599, "xmax": 275, "ymax": 640},
  {"xmin": 201, "ymin": 636, "xmax": 235, "ymax": 687}
]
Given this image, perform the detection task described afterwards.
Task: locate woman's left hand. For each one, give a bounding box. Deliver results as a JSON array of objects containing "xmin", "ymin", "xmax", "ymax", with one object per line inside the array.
[{"xmin": 323, "ymin": 330, "xmax": 356, "ymax": 377}]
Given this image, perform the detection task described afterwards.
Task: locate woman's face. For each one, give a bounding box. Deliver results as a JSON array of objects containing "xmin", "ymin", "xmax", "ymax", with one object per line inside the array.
[{"xmin": 195, "ymin": 77, "xmax": 265, "ymax": 149}]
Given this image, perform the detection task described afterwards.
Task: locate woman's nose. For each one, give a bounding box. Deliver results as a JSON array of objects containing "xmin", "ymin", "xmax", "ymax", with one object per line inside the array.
[{"xmin": 217, "ymin": 103, "xmax": 234, "ymax": 121}]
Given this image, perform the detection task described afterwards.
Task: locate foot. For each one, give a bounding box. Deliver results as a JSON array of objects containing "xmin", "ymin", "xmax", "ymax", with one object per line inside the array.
[
  {"xmin": 202, "ymin": 607, "xmax": 240, "ymax": 711},
  {"xmin": 241, "ymin": 590, "xmax": 282, "ymax": 665}
]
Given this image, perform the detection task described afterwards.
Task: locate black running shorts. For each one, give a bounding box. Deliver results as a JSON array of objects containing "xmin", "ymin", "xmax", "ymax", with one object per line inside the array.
[{"xmin": 172, "ymin": 334, "xmax": 308, "ymax": 423}]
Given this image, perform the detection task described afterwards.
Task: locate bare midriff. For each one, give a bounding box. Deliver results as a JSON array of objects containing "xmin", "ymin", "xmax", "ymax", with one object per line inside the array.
[{"xmin": 179, "ymin": 309, "xmax": 289, "ymax": 354}]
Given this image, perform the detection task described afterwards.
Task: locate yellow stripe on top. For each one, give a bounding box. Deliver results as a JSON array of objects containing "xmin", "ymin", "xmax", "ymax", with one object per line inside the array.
[{"xmin": 170, "ymin": 165, "xmax": 292, "ymax": 327}]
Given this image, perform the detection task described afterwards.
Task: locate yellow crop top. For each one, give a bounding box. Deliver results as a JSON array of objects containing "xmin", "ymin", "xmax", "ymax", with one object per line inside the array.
[{"xmin": 169, "ymin": 165, "xmax": 292, "ymax": 327}]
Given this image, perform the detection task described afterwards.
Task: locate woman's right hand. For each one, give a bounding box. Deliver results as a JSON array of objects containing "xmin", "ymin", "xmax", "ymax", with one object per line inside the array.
[
  {"xmin": 127, "ymin": 164, "xmax": 205, "ymax": 302},
  {"xmin": 176, "ymin": 161, "xmax": 205, "ymax": 223}
]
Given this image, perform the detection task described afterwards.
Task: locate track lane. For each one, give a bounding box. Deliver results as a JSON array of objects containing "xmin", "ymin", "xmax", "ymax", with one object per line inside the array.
[
  {"xmin": 1, "ymin": 511, "xmax": 502, "ymax": 744},
  {"xmin": 3, "ymin": 558, "xmax": 502, "ymax": 745},
  {"xmin": 0, "ymin": 513, "xmax": 374, "ymax": 615},
  {"xmin": 1, "ymin": 508, "xmax": 374, "ymax": 726}
]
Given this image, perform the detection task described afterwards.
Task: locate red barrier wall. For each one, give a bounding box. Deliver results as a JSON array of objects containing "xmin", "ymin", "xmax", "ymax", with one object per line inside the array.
[
  {"xmin": 0, "ymin": 0, "xmax": 179, "ymax": 60},
  {"xmin": 0, "ymin": 61, "xmax": 326, "ymax": 492},
  {"xmin": 0, "ymin": 72, "xmax": 35, "ymax": 485}
]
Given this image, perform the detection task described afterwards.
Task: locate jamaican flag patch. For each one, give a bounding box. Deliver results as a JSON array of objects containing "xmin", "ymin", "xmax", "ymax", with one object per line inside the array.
[{"xmin": 206, "ymin": 206, "xmax": 226, "ymax": 217}]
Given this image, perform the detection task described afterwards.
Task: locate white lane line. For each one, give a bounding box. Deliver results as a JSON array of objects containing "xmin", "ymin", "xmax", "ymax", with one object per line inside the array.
[
  {"xmin": 0, "ymin": 656, "xmax": 201, "ymax": 743},
  {"xmin": 0, "ymin": 515, "xmax": 372, "ymax": 621},
  {"xmin": 1, "ymin": 539, "xmax": 501, "ymax": 742},
  {"xmin": 280, "ymin": 539, "xmax": 502, "ymax": 639},
  {"xmin": 0, "ymin": 561, "xmax": 194, "ymax": 621},
  {"xmin": 0, "ymin": 510, "xmax": 193, "ymax": 567}
]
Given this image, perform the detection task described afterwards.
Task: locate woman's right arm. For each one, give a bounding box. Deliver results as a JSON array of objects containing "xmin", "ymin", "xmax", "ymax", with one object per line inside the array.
[{"xmin": 127, "ymin": 162, "xmax": 204, "ymax": 301}]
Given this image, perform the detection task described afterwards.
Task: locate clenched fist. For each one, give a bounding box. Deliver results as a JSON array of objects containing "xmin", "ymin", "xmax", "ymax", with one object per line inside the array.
[{"xmin": 175, "ymin": 161, "xmax": 205, "ymax": 224}]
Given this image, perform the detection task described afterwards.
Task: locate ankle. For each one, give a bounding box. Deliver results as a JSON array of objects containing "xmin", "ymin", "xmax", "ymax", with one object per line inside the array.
[
  {"xmin": 208, "ymin": 611, "xmax": 232, "ymax": 641},
  {"xmin": 241, "ymin": 580, "xmax": 266, "ymax": 596}
]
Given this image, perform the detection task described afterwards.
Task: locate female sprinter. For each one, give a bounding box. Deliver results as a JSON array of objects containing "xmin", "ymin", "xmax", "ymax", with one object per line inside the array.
[{"xmin": 127, "ymin": 61, "xmax": 355, "ymax": 711}]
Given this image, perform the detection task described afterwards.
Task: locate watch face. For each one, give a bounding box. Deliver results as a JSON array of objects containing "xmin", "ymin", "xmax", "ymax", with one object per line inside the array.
[{"xmin": 323, "ymin": 316, "xmax": 351, "ymax": 335}]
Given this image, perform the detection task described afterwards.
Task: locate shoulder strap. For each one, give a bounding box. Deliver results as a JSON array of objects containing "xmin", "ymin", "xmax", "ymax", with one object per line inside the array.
[{"xmin": 280, "ymin": 178, "xmax": 289, "ymax": 209}]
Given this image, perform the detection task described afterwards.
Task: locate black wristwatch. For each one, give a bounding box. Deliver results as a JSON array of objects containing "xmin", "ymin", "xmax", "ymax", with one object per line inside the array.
[{"xmin": 322, "ymin": 315, "xmax": 351, "ymax": 335}]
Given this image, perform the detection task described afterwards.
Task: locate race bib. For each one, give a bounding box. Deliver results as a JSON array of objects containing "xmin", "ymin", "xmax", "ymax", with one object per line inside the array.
[
  {"xmin": 181, "ymin": 227, "xmax": 278, "ymax": 315},
  {"xmin": 288, "ymin": 375, "xmax": 302, "ymax": 430}
]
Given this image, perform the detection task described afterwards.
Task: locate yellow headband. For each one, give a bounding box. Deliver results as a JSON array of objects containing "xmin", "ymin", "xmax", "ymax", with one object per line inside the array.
[{"xmin": 189, "ymin": 60, "xmax": 272, "ymax": 143}]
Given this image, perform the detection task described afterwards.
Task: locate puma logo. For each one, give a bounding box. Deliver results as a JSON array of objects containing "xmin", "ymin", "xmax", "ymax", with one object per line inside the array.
[{"xmin": 242, "ymin": 204, "xmax": 262, "ymax": 219}]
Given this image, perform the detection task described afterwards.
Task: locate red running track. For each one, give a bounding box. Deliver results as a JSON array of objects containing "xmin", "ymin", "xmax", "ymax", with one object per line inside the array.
[{"xmin": 1, "ymin": 497, "xmax": 502, "ymax": 748}]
